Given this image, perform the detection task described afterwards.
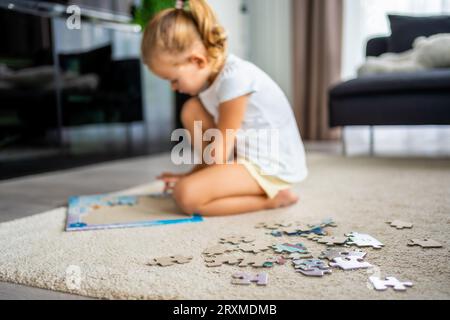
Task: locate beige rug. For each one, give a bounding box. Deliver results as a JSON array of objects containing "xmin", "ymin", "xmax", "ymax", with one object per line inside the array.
[{"xmin": 0, "ymin": 154, "xmax": 449, "ymax": 299}]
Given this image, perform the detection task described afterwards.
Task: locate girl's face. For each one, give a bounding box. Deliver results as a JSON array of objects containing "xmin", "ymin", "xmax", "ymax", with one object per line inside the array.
[{"xmin": 148, "ymin": 51, "xmax": 212, "ymax": 96}]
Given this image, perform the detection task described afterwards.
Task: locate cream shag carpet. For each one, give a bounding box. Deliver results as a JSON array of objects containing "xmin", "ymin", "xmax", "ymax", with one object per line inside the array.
[{"xmin": 0, "ymin": 154, "xmax": 449, "ymax": 299}]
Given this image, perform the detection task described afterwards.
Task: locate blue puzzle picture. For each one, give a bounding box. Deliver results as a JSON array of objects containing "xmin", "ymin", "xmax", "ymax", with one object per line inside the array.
[{"xmin": 65, "ymin": 192, "xmax": 202, "ymax": 231}]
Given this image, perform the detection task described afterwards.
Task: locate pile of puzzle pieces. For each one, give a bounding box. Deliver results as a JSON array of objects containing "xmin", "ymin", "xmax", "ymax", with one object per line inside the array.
[{"xmin": 146, "ymin": 217, "xmax": 443, "ymax": 291}]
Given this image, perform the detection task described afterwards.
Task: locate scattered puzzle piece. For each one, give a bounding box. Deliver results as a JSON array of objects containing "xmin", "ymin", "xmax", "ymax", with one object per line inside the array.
[
  {"xmin": 270, "ymin": 230, "xmax": 283, "ymax": 237},
  {"xmin": 278, "ymin": 223, "xmax": 330, "ymax": 236},
  {"xmin": 204, "ymin": 255, "xmax": 243, "ymax": 267},
  {"xmin": 276, "ymin": 256, "xmax": 287, "ymax": 265},
  {"xmin": 262, "ymin": 219, "xmax": 335, "ymax": 236},
  {"xmin": 293, "ymin": 259, "xmax": 332, "ymax": 277},
  {"xmin": 238, "ymin": 254, "xmax": 275, "ymax": 268},
  {"xmin": 319, "ymin": 218, "xmax": 338, "ymax": 228},
  {"xmin": 319, "ymin": 248, "xmax": 366, "ymax": 261},
  {"xmin": 307, "ymin": 218, "xmax": 338, "ymax": 230},
  {"xmin": 278, "ymin": 224, "xmax": 313, "ymax": 236},
  {"xmin": 203, "ymin": 244, "xmax": 235, "ymax": 256},
  {"xmin": 283, "ymin": 252, "xmax": 314, "ymax": 260},
  {"xmin": 231, "ymin": 272, "xmax": 268, "ymax": 286},
  {"xmin": 279, "ymin": 226, "xmax": 306, "ymax": 236},
  {"xmin": 219, "ymin": 235, "xmax": 255, "ymax": 245},
  {"xmin": 296, "ymin": 268, "xmax": 332, "ymax": 277},
  {"xmin": 272, "ymin": 243, "xmax": 308, "ymax": 254},
  {"xmin": 147, "ymin": 255, "xmax": 193, "ymax": 267},
  {"xmin": 238, "ymin": 242, "xmax": 272, "ymax": 253},
  {"xmin": 369, "ymin": 276, "xmax": 413, "ymax": 291},
  {"xmin": 386, "ymin": 220, "xmax": 413, "ymax": 229},
  {"xmin": 345, "ymin": 232, "xmax": 384, "ymax": 249},
  {"xmin": 407, "ymin": 238, "xmax": 442, "ymax": 248},
  {"xmin": 255, "ymin": 221, "xmax": 291, "ymax": 230},
  {"xmin": 306, "ymin": 226, "xmax": 328, "ymax": 236},
  {"xmin": 301, "ymin": 233, "xmax": 321, "ymax": 240},
  {"xmin": 314, "ymin": 236, "xmax": 349, "ymax": 246},
  {"xmin": 293, "ymin": 258, "xmax": 329, "ymax": 271},
  {"xmin": 329, "ymin": 256, "xmax": 372, "ymax": 270}
]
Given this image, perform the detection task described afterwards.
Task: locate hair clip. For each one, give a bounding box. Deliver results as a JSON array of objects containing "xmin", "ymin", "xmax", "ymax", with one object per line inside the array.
[{"xmin": 175, "ymin": 0, "xmax": 184, "ymax": 10}]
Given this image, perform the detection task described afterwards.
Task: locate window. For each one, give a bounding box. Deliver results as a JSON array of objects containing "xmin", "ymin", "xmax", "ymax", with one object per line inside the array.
[{"xmin": 341, "ymin": 0, "xmax": 450, "ymax": 156}]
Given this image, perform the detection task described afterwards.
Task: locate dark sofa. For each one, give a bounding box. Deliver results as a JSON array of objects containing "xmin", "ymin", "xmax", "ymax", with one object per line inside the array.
[{"xmin": 328, "ymin": 15, "xmax": 450, "ymax": 154}]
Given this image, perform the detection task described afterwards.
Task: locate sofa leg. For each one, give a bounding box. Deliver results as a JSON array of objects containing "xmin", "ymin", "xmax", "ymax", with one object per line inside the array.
[
  {"xmin": 369, "ymin": 126, "xmax": 375, "ymax": 156},
  {"xmin": 342, "ymin": 127, "xmax": 347, "ymax": 156}
]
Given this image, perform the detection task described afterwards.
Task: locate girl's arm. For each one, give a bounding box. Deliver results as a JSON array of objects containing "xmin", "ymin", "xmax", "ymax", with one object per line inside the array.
[{"xmin": 210, "ymin": 94, "xmax": 249, "ymax": 164}]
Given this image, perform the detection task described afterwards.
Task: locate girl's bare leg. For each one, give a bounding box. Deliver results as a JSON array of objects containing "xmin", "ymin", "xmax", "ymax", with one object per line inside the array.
[
  {"xmin": 195, "ymin": 190, "xmax": 299, "ymax": 216},
  {"xmin": 173, "ymin": 163, "xmax": 298, "ymax": 216}
]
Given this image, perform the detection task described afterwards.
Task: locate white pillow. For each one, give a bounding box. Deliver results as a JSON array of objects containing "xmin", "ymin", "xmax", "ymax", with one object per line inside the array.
[{"xmin": 413, "ymin": 33, "xmax": 450, "ymax": 68}]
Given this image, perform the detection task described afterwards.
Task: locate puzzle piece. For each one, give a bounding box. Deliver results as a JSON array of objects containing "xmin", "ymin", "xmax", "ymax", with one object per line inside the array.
[
  {"xmin": 345, "ymin": 232, "xmax": 384, "ymax": 249},
  {"xmin": 386, "ymin": 220, "xmax": 413, "ymax": 229},
  {"xmin": 171, "ymin": 255, "xmax": 193, "ymax": 264},
  {"xmin": 329, "ymin": 256, "xmax": 372, "ymax": 270},
  {"xmin": 238, "ymin": 242, "xmax": 272, "ymax": 253},
  {"xmin": 283, "ymin": 252, "xmax": 314, "ymax": 260},
  {"xmin": 313, "ymin": 236, "xmax": 349, "ymax": 246},
  {"xmin": 319, "ymin": 248, "xmax": 366, "ymax": 261},
  {"xmin": 203, "ymin": 244, "xmax": 235, "ymax": 256},
  {"xmin": 296, "ymin": 268, "xmax": 332, "ymax": 277},
  {"xmin": 278, "ymin": 224, "xmax": 313, "ymax": 236},
  {"xmin": 219, "ymin": 235, "xmax": 255, "ymax": 245},
  {"xmin": 307, "ymin": 218, "xmax": 338, "ymax": 230},
  {"xmin": 293, "ymin": 258, "xmax": 330, "ymax": 271},
  {"xmin": 301, "ymin": 233, "xmax": 321, "ymax": 240},
  {"xmin": 255, "ymin": 221, "xmax": 291, "ymax": 230},
  {"xmin": 279, "ymin": 226, "xmax": 305, "ymax": 236},
  {"xmin": 204, "ymin": 255, "xmax": 243, "ymax": 267},
  {"xmin": 275, "ymin": 256, "xmax": 287, "ymax": 265},
  {"xmin": 270, "ymin": 230, "xmax": 283, "ymax": 237},
  {"xmin": 407, "ymin": 239, "xmax": 442, "ymax": 248},
  {"xmin": 369, "ymin": 276, "xmax": 413, "ymax": 291},
  {"xmin": 147, "ymin": 255, "xmax": 193, "ymax": 267},
  {"xmin": 278, "ymin": 223, "xmax": 329, "ymax": 236},
  {"xmin": 293, "ymin": 259, "xmax": 332, "ymax": 277},
  {"xmin": 272, "ymin": 243, "xmax": 308, "ymax": 254},
  {"xmin": 319, "ymin": 218, "xmax": 338, "ymax": 228},
  {"xmin": 261, "ymin": 219, "xmax": 335, "ymax": 236},
  {"xmin": 238, "ymin": 254, "xmax": 275, "ymax": 268},
  {"xmin": 231, "ymin": 272, "xmax": 268, "ymax": 286},
  {"xmin": 306, "ymin": 226, "xmax": 328, "ymax": 236}
]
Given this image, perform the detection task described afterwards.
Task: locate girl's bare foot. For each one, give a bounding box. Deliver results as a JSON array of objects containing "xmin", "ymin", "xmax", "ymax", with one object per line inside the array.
[{"xmin": 267, "ymin": 189, "xmax": 299, "ymax": 209}]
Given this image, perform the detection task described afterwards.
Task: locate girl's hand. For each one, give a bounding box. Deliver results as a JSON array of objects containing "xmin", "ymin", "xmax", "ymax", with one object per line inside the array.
[{"xmin": 157, "ymin": 172, "xmax": 187, "ymax": 192}]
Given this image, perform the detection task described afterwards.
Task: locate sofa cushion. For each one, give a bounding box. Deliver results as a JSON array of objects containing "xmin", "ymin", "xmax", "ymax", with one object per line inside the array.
[
  {"xmin": 330, "ymin": 69, "xmax": 450, "ymax": 97},
  {"xmin": 366, "ymin": 36, "xmax": 389, "ymax": 57},
  {"xmin": 388, "ymin": 15, "xmax": 450, "ymax": 53}
]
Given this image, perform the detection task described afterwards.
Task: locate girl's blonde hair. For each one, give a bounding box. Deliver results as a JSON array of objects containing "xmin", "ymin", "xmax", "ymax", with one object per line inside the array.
[{"xmin": 141, "ymin": 0, "xmax": 228, "ymax": 73}]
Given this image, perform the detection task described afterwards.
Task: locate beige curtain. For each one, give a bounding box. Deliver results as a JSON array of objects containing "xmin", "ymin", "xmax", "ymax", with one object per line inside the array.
[{"xmin": 292, "ymin": 0, "xmax": 343, "ymax": 141}]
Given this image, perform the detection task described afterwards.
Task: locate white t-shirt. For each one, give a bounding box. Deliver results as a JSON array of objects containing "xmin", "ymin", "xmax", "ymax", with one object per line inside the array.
[{"xmin": 198, "ymin": 54, "xmax": 308, "ymax": 183}]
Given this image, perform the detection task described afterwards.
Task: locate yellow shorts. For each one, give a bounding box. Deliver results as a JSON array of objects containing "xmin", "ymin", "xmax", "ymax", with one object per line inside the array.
[{"xmin": 238, "ymin": 158, "xmax": 292, "ymax": 199}]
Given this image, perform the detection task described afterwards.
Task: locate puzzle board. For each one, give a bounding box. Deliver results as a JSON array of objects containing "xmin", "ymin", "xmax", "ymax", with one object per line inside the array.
[{"xmin": 65, "ymin": 193, "xmax": 202, "ymax": 231}]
